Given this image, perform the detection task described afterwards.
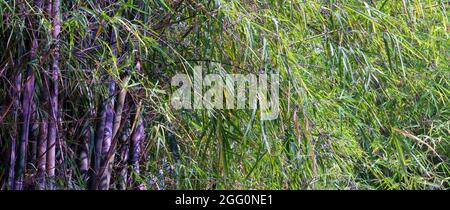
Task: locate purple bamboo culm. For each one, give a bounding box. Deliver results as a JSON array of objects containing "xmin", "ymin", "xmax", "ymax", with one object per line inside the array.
[
  {"xmin": 46, "ymin": 0, "xmax": 60, "ymax": 189},
  {"xmin": 89, "ymin": 103, "xmax": 106, "ymax": 189},
  {"xmin": 129, "ymin": 116, "xmax": 145, "ymax": 189},
  {"xmin": 117, "ymin": 118, "xmax": 131, "ymax": 190},
  {"xmin": 15, "ymin": 0, "xmax": 42, "ymax": 190},
  {"xmin": 99, "ymin": 78, "xmax": 115, "ymax": 190},
  {"xmin": 8, "ymin": 71, "xmax": 21, "ymax": 189},
  {"xmin": 37, "ymin": 119, "xmax": 47, "ymax": 190}
]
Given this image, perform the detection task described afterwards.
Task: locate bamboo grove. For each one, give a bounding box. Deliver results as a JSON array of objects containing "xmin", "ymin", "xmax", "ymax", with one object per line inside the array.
[{"xmin": 0, "ymin": 0, "xmax": 449, "ymax": 190}]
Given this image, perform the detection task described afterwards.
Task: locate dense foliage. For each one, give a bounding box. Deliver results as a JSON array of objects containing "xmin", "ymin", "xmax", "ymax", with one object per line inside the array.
[{"xmin": 0, "ymin": 0, "xmax": 449, "ymax": 189}]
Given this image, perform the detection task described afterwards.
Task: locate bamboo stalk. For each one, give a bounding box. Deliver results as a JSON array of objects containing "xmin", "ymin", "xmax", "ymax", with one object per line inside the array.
[
  {"xmin": 37, "ymin": 118, "xmax": 47, "ymax": 190},
  {"xmin": 129, "ymin": 104, "xmax": 145, "ymax": 189},
  {"xmin": 15, "ymin": 0, "xmax": 42, "ymax": 190},
  {"xmin": 36, "ymin": 0, "xmax": 52, "ymax": 190},
  {"xmin": 8, "ymin": 70, "xmax": 21, "ymax": 189},
  {"xmin": 98, "ymin": 78, "xmax": 115, "ymax": 190},
  {"xmin": 99, "ymin": 79, "xmax": 127, "ymax": 190},
  {"xmin": 89, "ymin": 103, "xmax": 106, "ymax": 189},
  {"xmin": 46, "ymin": 0, "xmax": 60, "ymax": 189},
  {"xmin": 117, "ymin": 118, "xmax": 131, "ymax": 190}
]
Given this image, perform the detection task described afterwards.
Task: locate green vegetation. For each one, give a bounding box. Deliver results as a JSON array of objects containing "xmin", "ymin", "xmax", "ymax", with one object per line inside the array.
[{"xmin": 0, "ymin": 0, "xmax": 449, "ymax": 190}]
